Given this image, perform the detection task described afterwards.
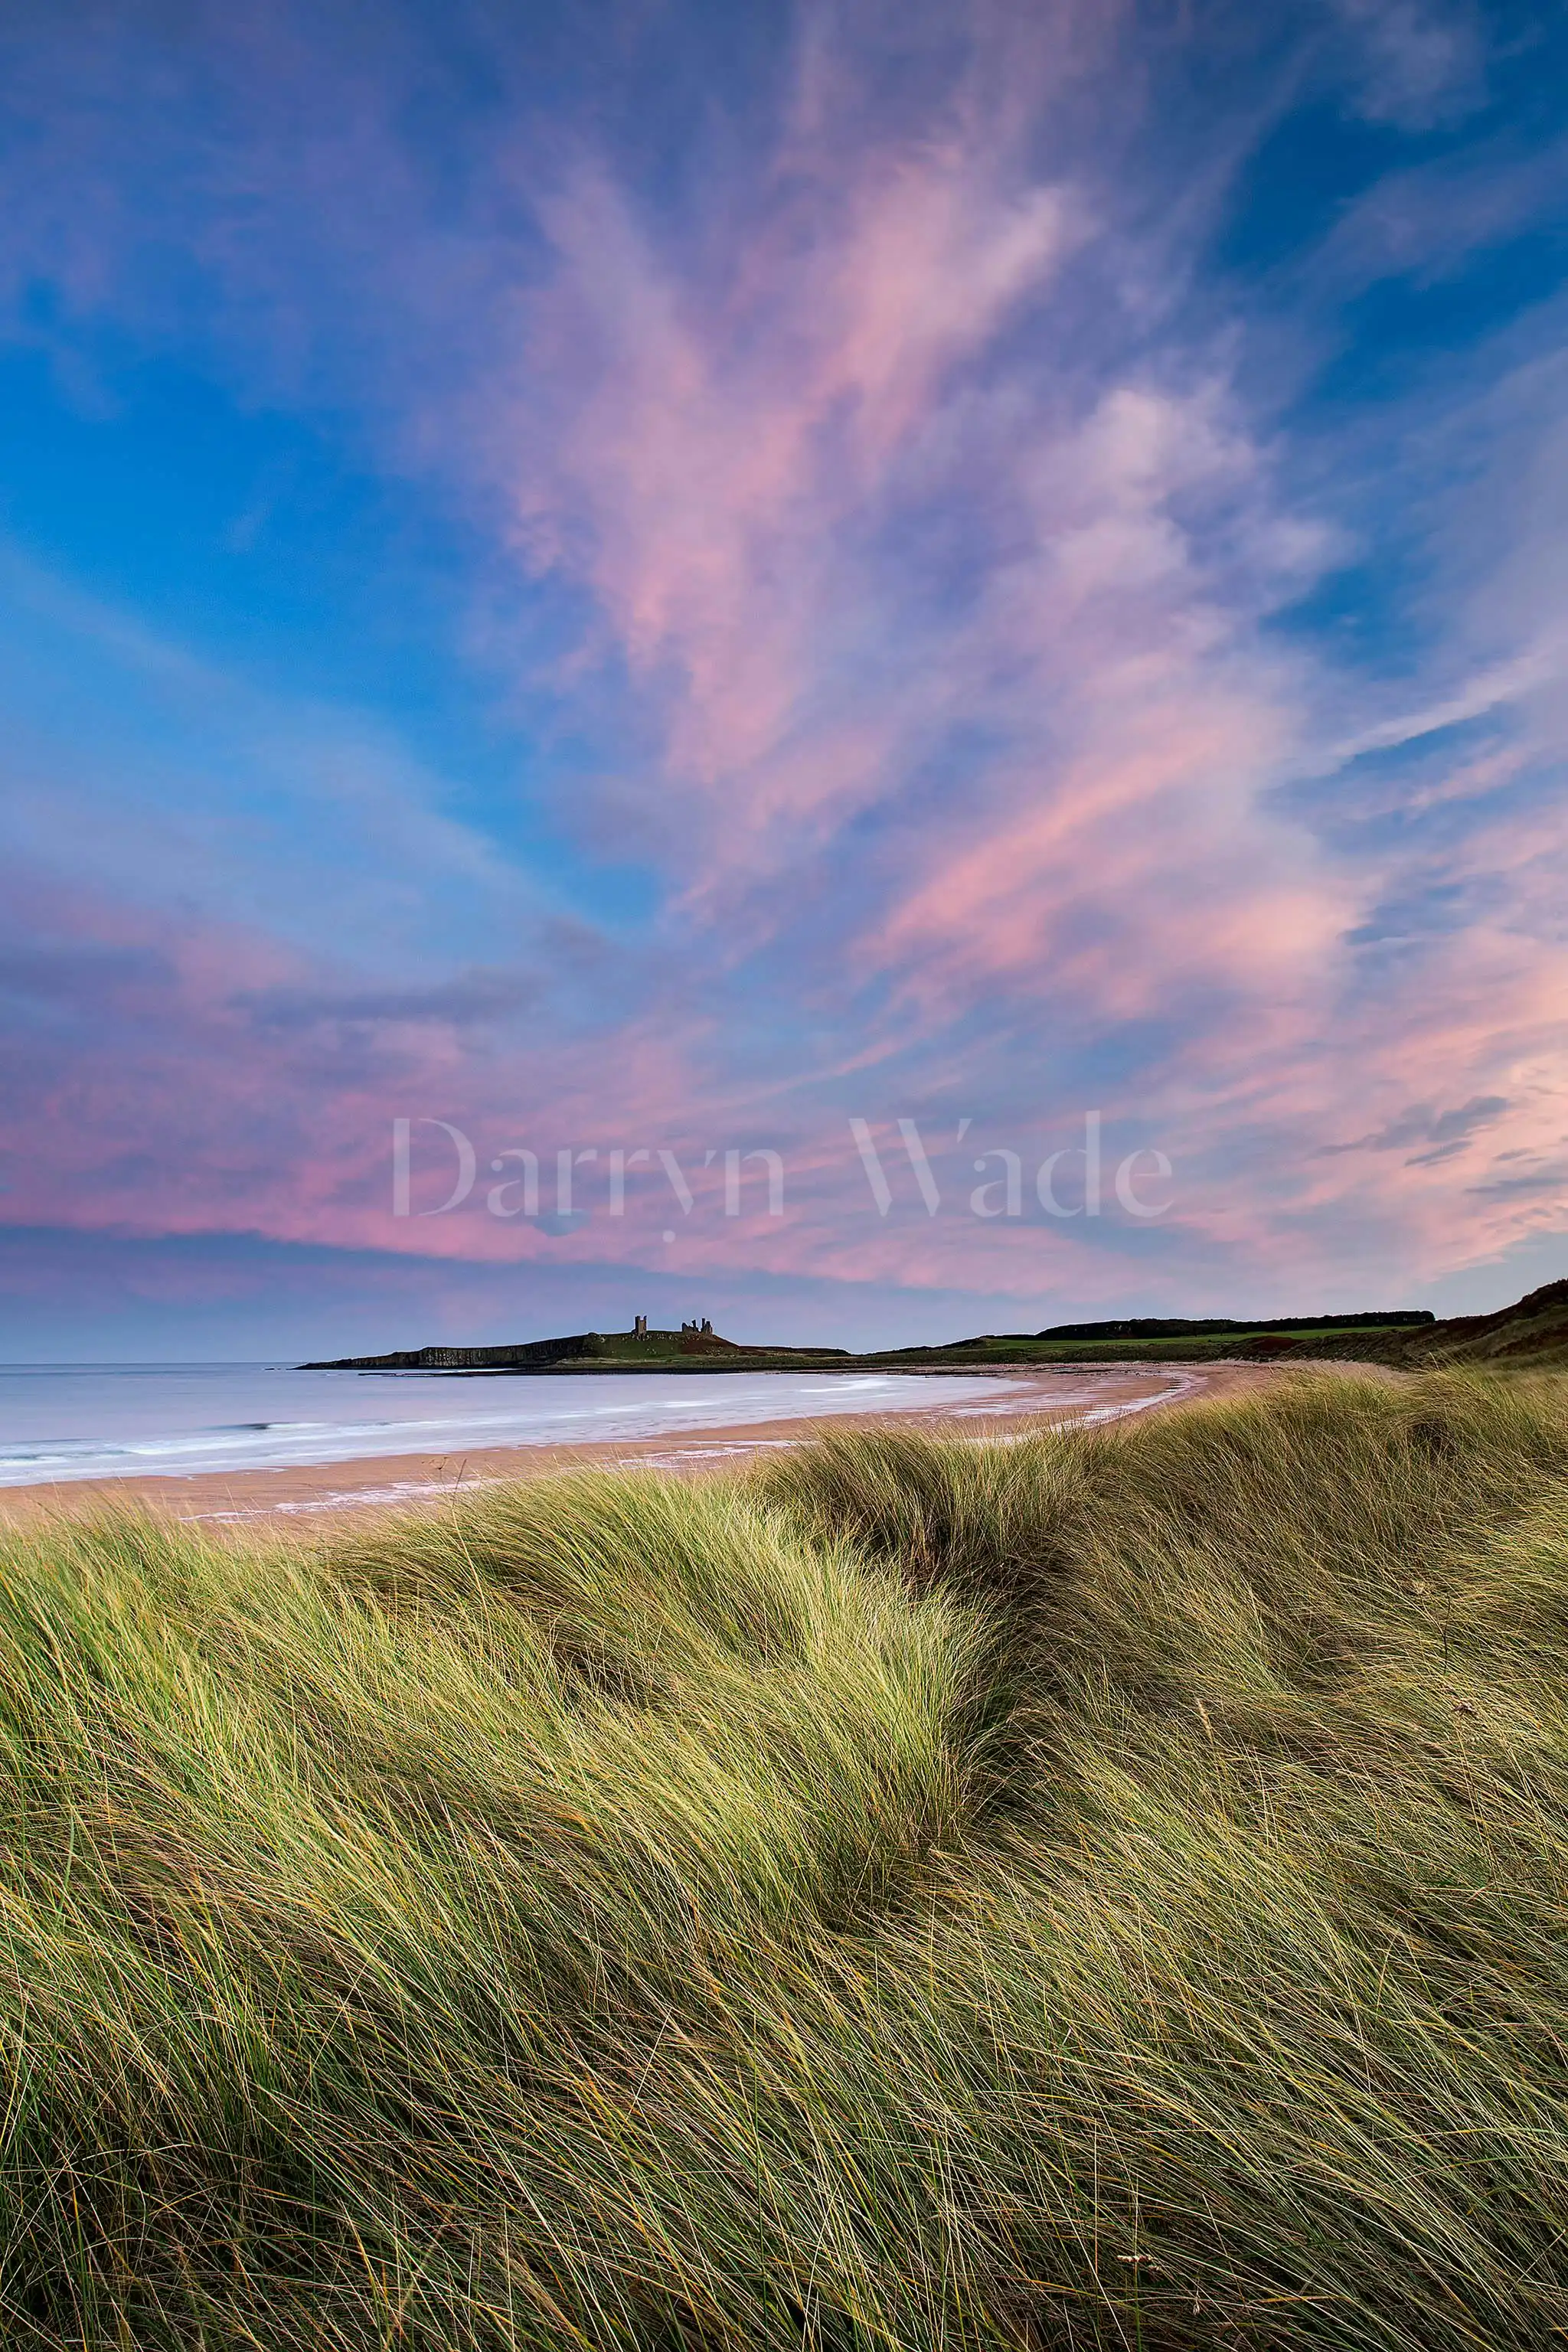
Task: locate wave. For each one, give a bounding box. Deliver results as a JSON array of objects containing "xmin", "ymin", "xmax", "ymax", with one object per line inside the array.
[{"xmin": 0, "ymin": 1369, "xmax": 1026, "ymax": 1488}]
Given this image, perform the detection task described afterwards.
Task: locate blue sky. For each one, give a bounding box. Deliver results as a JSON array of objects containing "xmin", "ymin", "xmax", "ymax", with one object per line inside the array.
[{"xmin": 1, "ymin": 0, "xmax": 1565, "ymax": 1357}]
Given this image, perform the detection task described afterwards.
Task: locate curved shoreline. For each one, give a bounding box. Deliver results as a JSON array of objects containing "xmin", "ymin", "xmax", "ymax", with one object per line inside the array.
[{"xmin": 0, "ymin": 1360, "xmax": 1312, "ymax": 1527}]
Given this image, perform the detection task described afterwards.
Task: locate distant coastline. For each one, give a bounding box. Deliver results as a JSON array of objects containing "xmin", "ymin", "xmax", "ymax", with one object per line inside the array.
[{"xmin": 302, "ymin": 1298, "xmax": 1568, "ymax": 1377}]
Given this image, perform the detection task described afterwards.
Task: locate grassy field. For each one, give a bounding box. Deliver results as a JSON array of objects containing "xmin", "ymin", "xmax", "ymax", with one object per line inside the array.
[
  {"xmin": 5, "ymin": 1374, "xmax": 1568, "ymax": 2347},
  {"xmin": 871, "ymin": 1325, "xmax": 1400, "ymax": 1367}
]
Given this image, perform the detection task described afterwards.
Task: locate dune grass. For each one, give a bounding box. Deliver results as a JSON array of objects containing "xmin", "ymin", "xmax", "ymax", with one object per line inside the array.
[{"xmin": 3, "ymin": 1372, "xmax": 1568, "ymax": 2346}]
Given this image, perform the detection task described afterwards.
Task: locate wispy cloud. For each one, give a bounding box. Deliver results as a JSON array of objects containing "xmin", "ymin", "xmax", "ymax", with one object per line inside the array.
[{"xmin": 0, "ymin": 0, "xmax": 1565, "ymax": 1333}]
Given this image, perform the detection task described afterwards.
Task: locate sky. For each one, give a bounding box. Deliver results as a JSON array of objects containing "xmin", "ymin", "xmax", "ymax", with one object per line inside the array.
[{"xmin": 1, "ymin": 0, "xmax": 1566, "ymax": 1358}]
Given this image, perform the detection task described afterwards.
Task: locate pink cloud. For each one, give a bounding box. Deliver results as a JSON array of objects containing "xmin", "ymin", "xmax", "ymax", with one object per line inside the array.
[
  {"xmin": 504, "ymin": 132, "xmax": 1079, "ymax": 852},
  {"xmin": 484, "ymin": 116, "xmax": 1568, "ymax": 1302},
  {"xmin": 1, "ymin": 0, "xmax": 1564, "ymax": 1321}
]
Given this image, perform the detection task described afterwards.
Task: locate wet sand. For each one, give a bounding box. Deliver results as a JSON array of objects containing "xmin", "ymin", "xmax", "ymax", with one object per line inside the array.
[{"xmin": 0, "ymin": 1358, "xmax": 1348, "ymax": 1530}]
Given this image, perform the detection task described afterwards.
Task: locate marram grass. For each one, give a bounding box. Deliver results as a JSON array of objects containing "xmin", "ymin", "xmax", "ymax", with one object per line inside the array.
[{"xmin": 3, "ymin": 1374, "xmax": 1568, "ymax": 2347}]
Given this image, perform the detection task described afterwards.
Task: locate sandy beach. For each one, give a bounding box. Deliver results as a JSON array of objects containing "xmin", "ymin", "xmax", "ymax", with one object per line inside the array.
[{"xmin": 0, "ymin": 1361, "xmax": 1277, "ymax": 1527}]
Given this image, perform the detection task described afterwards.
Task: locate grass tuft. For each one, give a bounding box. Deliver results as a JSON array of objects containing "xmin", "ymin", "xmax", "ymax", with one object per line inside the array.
[{"xmin": 2, "ymin": 1371, "xmax": 1568, "ymax": 2345}]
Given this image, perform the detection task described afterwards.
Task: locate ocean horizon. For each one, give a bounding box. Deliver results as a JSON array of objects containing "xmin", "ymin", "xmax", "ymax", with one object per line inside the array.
[{"xmin": 0, "ymin": 1363, "xmax": 1031, "ymax": 1488}]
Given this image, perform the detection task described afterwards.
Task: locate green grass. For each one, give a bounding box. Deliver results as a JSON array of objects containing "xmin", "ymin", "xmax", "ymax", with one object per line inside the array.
[
  {"xmin": 877, "ymin": 1332, "xmax": 1272, "ymax": 1364},
  {"xmin": 5, "ymin": 1372, "xmax": 1568, "ymax": 2346},
  {"xmin": 869, "ymin": 1322, "xmax": 1434, "ymax": 1366}
]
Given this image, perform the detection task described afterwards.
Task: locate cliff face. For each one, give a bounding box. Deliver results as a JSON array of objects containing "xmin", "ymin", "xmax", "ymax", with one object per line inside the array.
[
  {"xmin": 302, "ymin": 1334, "xmax": 612, "ymax": 1371},
  {"xmin": 300, "ymin": 1328, "xmax": 851, "ymax": 1373}
]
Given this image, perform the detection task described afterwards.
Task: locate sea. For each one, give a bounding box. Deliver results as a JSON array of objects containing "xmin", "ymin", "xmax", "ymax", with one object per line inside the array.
[{"xmin": 0, "ymin": 1363, "xmax": 1031, "ymax": 1488}]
